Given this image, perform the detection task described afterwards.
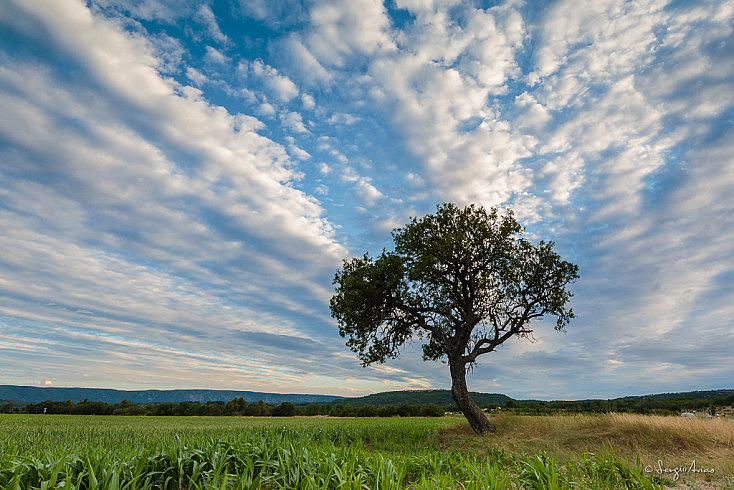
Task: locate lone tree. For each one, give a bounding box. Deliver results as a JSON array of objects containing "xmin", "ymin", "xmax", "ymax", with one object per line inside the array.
[{"xmin": 330, "ymin": 203, "xmax": 579, "ymax": 434}]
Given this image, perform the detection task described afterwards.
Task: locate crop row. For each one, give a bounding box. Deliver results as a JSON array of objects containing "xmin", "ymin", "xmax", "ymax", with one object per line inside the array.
[
  {"xmin": 1, "ymin": 439, "xmax": 661, "ymax": 489},
  {"xmin": 0, "ymin": 416, "xmax": 661, "ymax": 489}
]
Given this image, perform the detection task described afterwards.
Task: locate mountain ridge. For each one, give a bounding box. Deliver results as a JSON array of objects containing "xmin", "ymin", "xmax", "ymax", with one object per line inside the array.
[
  {"xmin": 2, "ymin": 385, "xmax": 731, "ymax": 407},
  {"xmin": 0, "ymin": 385, "xmax": 340, "ymax": 405},
  {"xmin": 332, "ymin": 389, "xmax": 511, "ymax": 407}
]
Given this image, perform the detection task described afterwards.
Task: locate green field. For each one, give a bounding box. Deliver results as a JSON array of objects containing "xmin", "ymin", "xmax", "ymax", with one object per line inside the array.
[{"xmin": 1, "ymin": 413, "xmax": 730, "ymax": 489}]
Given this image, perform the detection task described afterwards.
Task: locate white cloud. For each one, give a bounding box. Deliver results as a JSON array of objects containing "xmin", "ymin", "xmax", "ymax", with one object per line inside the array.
[
  {"xmin": 528, "ymin": 0, "xmax": 667, "ymax": 87},
  {"xmin": 280, "ymin": 110, "xmax": 309, "ymax": 133},
  {"xmin": 244, "ymin": 59, "xmax": 300, "ymax": 102},
  {"xmin": 404, "ymin": 172, "xmax": 425, "ymax": 186},
  {"xmin": 498, "ymin": 0, "xmax": 734, "ymax": 396},
  {"xmin": 306, "ymin": 0, "xmax": 395, "ymax": 67},
  {"xmin": 0, "ymin": 0, "xmax": 353, "ymax": 390},
  {"xmin": 203, "ymin": 45, "xmax": 228, "ymax": 65},
  {"xmin": 148, "ymin": 32, "xmax": 185, "ymax": 74},
  {"xmin": 394, "ymin": 0, "xmax": 462, "ymax": 17},
  {"xmin": 185, "ymin": 66, "xmax": 207, "ymax": 86},
  {"xmin": 92, "ymin": 0, "xmax": 187, "ymax": 23},
  {"xmin": 330, "ymin": 149, "xmax": 348, "ymax": 164},
  {"xmin": 278, "ymin": 35, "xmax": 333, "ymax": 84},
  {"xmin": 288, "ymin": 144, "xmax": 311, "ymax": 160},
  {"xmin": 256, "ymin": 102, "xmax": 276, "ymax": 117},
  {"xmin": 355, "ymin": 179, "xmax": 384, "ymax": 205},
  {"xmin": 194, "ymin": 4, "xmax": 228, "ymax": 44},
  {"xmin": 354, "ymin": 4, "xmax": 532, "ymax": 208},
  {"xmin": 512, "ymin": 92, "xmax": 551, "ymax": 132},
  {"xmin": 301, "ymin": 93, "xmax": 316, "ymax": 109},
  {"xmin": 3, "ymin": 0, "xmax": 734, "ymax": 399},
  {"xmin": 316, "ymin": 136, "xmax": 333, "ymax": 152},
  {"xmin": 328, "ymin": 112, "xmax": 360, "ymax": 125}
]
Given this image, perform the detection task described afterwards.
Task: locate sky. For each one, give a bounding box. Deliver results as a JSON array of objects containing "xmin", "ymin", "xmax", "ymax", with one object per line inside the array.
[{"xmin": 0, "ymin": 0, "xmax": 732, "ymax": 401}]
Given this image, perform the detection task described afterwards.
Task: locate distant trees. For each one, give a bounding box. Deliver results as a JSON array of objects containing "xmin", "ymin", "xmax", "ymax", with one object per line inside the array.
[
  {"xmin": 225, "ymin": 397, "xmax": 247, "ymax": 415},
  {"xmin": 14, "ymin": 398, "xmax": 448, "ymax": 417},
  {"xmin": 272, "ymin": 402, "xmax": 296, "ymax": 417},
  {"xmin": 327, "ymin": 403, "xmax": 443, "ymax": 417},
  {"xmin": 11, "ymin": 394, "xmax": 733, "ymax": 418},
  {"xmin": 503, "ymin": 395, "xmax": 734, "ymax": 415},
  {"xmin": 0, "ymin": 402, "xmax": 18, "ymax": 414}
]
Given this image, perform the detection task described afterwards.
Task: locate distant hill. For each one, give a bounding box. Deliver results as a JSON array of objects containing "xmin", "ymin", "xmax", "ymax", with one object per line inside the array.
[
  {"xmin": 332, "ymin": 389, "xmax": 512, "ymax": 407},
  {"xmin": 4, "ymin": 384, "xmax": 730, "ymax": 409},
  {"xmin": 616, "ymin": 389, "xmax": 734, "ymax": 401},
  {"xmin": 333, "ymin": 388, "xmax": 734, "ymax": 408},
  {"xmin": 0, "ymin": 399, "xmax": 27, "ymax": 407},
  {"xmin": 0, "ymin": 385, "xmax": 341, "ymax": 405}
]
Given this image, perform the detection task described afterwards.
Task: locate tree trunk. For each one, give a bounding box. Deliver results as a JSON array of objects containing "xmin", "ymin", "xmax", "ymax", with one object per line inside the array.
[{"xmin": 449, "ymin": 359, "xmax": 495, "ymax": 434}]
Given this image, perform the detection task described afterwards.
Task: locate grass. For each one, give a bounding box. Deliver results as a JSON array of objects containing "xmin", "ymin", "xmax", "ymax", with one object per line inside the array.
[
  {"xmin": 0, "ymin": 415, "xmax": 451, "ymax": 459},
  {"xmin": 1, "ymin": 413, "xmax": 730, "ymax": 488},
  {"xmin": 435, "ymin": 413, "xmax": 734, "ymax": 488}
]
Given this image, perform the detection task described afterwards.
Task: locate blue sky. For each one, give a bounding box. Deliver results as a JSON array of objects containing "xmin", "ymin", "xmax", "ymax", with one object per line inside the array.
[{"xmin": 0, "ymin": 0, "xmax": 732, "ymax": 400}]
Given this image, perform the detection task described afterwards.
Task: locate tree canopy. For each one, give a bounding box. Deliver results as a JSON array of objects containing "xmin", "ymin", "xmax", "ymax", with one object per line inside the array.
[{"xmin": 330, "ymin": 203, "xmax": 579, "ymax": 433}]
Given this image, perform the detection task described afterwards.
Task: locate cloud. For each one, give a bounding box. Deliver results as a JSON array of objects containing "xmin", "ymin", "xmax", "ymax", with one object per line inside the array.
[
  {"xmin": 350, "ymin": 3, "xmax": 531, "ymax": 208},
  {"xmin": 301, "ymin": 93, "xmax": 316, "ymax": 109},
  {"xmin": 148, "ymin": 32, "xmax": 186, "ymax": 74},
  {"xmin": 340, "ymin": 0, "xmax": 733, "ymax": 398},
  {"xmin": 328, "ymin": 112, "xmax": 360, "ymax": 125},
  {"xmin": 2, "ymin": 0, "xmax": 734, "ymax": 399},
  {"xmin": 306, "ymin": 0, "xmax": 395, "ymax": 67},
  {"xmin": 256, "ymin": 102, "xmax": 276, "ymax": 117},
  {"xmin": 244, "ymin": 59, "xmax": 300, "ymax": 102},
  {"xmin": 355, "ymin": 179, "xmax": 384, "ymax": 206},
  {"xmin": 0, "ymin": 0, "xmax": 361, "ymax": 392},
  {"xmin": 275, "ymin": 34, "xmax": 333, "ymax": 85},
  {"xmin": 287, "ymin": 144, "xmax": 311, "ymax": 161},
  {"xmin": 527, "ymin": 0, "xmax": 666, "ymax": 86},
  {"xmin": 91, "ymin": 0, "xmax": 192, "ymax": 23},
  {"xmin": 512, "ymin": 92, "xmax": 552, "ymax": 132},
  {"xmin": 186, "ymin": 66, "xmax": 207, "ymax": 86},
  {"xmin": 203, "ymin": 45, "xmax": 228, "ymax": 65},
  {"xmin": 194, "ymin": 4, "xmax": 228, "ymax": 44},
  {"xmin": 280, "ymin": 110, "xmax": 309, "ymax": 133}
]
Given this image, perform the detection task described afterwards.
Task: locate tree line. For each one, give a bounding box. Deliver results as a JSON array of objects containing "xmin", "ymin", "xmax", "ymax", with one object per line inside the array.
[
  {"xmin": 0, "ymin": 398, "xmax": 445, "ymax": 417},
  {"xmin": 1, "ymin": 393, "xmax": 730, "ymax": 417},
  {"xmin": 504, "ymin": 394, "xmax": 734, "ymax": 415}
]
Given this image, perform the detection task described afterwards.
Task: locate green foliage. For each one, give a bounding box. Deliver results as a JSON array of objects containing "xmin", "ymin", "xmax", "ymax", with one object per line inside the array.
[
  {"xmin": 331, "ymin": 203, "xmax": 579, "ymax": 433},
  {"xmin": 271, "ymin": 402, "xmax": 296, "ymax": 417},
  {"xmin": 17, "ymin": 391, "xmax": 734, "ymax": 417},
  {"xmin": 507, "ymin": 394, "xmax": 734, "ymax": 415},
  {"xmin": 0, "ymin": 415, "xmax": 662, "ymax": 489},
  {"xmin": 0, "ymin": 402, "xmax": 18, "ymax": 414},
  {"xmin": 330, "ymin": 203, "xmax": 579, "ymax": 368},
  {"xmin": 18, "ymin": 398, "xmax": 448, "ymax": 418}
]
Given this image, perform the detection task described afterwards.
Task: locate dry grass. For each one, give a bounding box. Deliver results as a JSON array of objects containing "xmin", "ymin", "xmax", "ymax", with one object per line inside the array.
[{"xmin": 434, "ymin": 413, "xmax": 734, "ymax": 488}]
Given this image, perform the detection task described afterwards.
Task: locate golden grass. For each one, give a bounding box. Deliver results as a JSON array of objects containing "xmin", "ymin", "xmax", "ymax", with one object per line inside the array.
[{"xmin": 434, "ymin": 413, "xmax": 734, "ymax": 488}]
